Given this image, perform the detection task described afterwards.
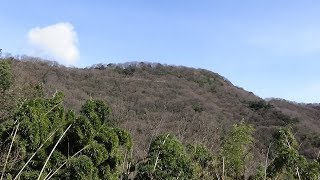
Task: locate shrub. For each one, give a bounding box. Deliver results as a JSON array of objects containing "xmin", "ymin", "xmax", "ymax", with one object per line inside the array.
[
  {"xmin": 0, "ymin": 93, "xmax": 132, "ymax": 179},
  {"xmin": 248, "ymin": 100, "xmax": 272, "ymax": 111},
  {"xmin": 220, "ymin": 121, "xmax": 255, "ymax": 179},
  {"xmin": 136, "ymin": 134, "xmax": 195, "ymax": 179},
  {"xmin": 267, "ymin": 127, "xmax": 320, "ymax": 179},
  {"xmin": 0, "ymin": 59, "xmax": 12, "ymax": 92},
  {"xmin": 186, "ymin": 144, "xmax": 215, "ymax": 179}
]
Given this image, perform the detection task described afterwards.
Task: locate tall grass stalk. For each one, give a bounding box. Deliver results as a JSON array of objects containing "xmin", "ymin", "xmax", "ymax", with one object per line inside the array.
[
  {"xmin": 152, "ymin": 134, "xmax": 169, "ymax": 172},
  {"xmin": 264, "ymin": 143, "xmax": 271, "ymax": 180},
  {"xmin": 37, "ymin": 124, "xmax": 72, "ymax": 180},
  {"xmin": 222, "ymin": 157, "xmax": 225, "ymax": 180},
  {"xmin": 14, "ymin": 128, "xmax": 59, "ymax": 180},
  {"xmin": 45, "ymin": 145, "xmax": 89, "ymax": 180},
  {"xmin": 1, "ymin": 123, "xmax": 20, "ymax": 180}
]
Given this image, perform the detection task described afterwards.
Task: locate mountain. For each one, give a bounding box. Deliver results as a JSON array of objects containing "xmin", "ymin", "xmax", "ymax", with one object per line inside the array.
[{"xmin": 5, "ymin": 57, "xmax": 320, "ymax": 161}]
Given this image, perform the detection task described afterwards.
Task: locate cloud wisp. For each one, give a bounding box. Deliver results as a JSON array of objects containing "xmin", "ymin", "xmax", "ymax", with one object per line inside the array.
[{"xmin": 28, "ymin": 22, "xmax": 79, "ymax": 65}]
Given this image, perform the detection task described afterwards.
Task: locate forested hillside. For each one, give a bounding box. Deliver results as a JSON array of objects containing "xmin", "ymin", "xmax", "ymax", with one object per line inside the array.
[{"xmin": 0, "ymin": 57, "xmax": 319, "ymax": 179}]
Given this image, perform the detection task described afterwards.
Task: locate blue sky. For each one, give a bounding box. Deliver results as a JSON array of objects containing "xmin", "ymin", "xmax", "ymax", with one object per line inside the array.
[{"xmin": 1, "ymin": 0, "xmax": 320, "ymax": 103}]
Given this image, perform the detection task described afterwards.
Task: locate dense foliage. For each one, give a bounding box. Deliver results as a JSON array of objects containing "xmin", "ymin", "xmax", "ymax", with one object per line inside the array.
[
  {"xmin": 0, "ymin": 93, "xmax": 319, "ymax": 179},
  {"xmin": 220, "ymin": 122, "xmax": 255, "ymax": 179},
  {"xmin": 0, "ymin": 59, "xmax": 14, "ymax": 122},
  {"xmin": 0, "ymin": 58, "xmax": 319, "ymax": 179},
  {"xmin": 0, "ymin": 59, "xmax": 12, "ymax": 92},
  {"xmin": 186, "ymin": 143, "xmax": 215, "ymax": 179},
  {"xmin": 5, "ymin": 58, "xmax": 320, "ymax": 162},
  {"xmin": 0, "ymin": 93, "xmax": 132, "ymax": 179},
  {"xmin": 267, "ymin": 127, "xmax": 320, "ymax": 179},
  {"xmin": 136, "ymin": 134, "xmax": 195, "ymax": 179}
]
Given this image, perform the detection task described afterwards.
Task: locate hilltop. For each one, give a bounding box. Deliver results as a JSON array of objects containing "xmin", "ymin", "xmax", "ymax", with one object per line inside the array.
[{"xmin": 2, "ymin": 57, "xmax": 320, "ymax": 161}]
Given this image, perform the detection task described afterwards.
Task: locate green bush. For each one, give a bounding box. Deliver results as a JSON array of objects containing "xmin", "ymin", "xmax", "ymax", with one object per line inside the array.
[
  {"xmin": 267, "ymin": 127, "xmax": 320, "ymax": 179},
  {"xmin": 248, "ymin": 100, "xmax": 272, "ymax": 111},
  {"xmin": 136, "ymin": 134, "xmax": 195, "ymax": 179},
  {"xmin": 186, "ymin": 144, "xmax": 215, "ymax": 179},
  {"xmin": 220, "ymin": 121, "xmax": 255, "ymax": 179},
  {"xmin": 0, "ymin": 93, "xmax": 132, "ymax": 179},
  {"xmin": 0, "ymin": 59, "xmax": 12, "ymax": 92}
]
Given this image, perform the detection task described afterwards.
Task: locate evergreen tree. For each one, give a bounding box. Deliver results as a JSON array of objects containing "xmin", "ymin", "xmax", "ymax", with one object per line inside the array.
[
  {"xmin": 136, "ymin": 134, "xmax": 195, "ymax": 180},
  {"xmin": 267, "ymin": 127, "xmax": 320, "ymax": 179},
  {"xmin": 0, "ymin": 93, "xmax": 132, "ymax": 179},
  {"xmin": 220, "ymin": 121, "xmax": 255, "ymax": 179},
  {"xmin": 186, "ymin": 143, "xmax": 215, "ymax": 179},
  {"xmin": 0, "ymin": 59, "xmax": 14, "ymax": 122},
  {"xmin": 0, "ymin": 59, "xmax": 12, "ymax": 92}
]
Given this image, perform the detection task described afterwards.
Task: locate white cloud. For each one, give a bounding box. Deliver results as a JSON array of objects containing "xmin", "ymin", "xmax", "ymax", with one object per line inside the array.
[{"xmin": 28, "ymin": 22, "xmax": 79, "ymax": 65}]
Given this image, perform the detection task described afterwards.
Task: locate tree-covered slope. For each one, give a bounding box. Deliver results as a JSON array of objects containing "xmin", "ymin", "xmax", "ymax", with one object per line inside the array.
[{"xmin": 3, "ymin": 57, "xmax": 320, "ymax": 161}]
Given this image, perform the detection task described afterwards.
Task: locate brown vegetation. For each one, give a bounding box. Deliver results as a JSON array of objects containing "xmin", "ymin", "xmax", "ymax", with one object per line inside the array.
[{"xmin": 3, "ymin": 57, "xmax": 320, "ymax": 164}]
